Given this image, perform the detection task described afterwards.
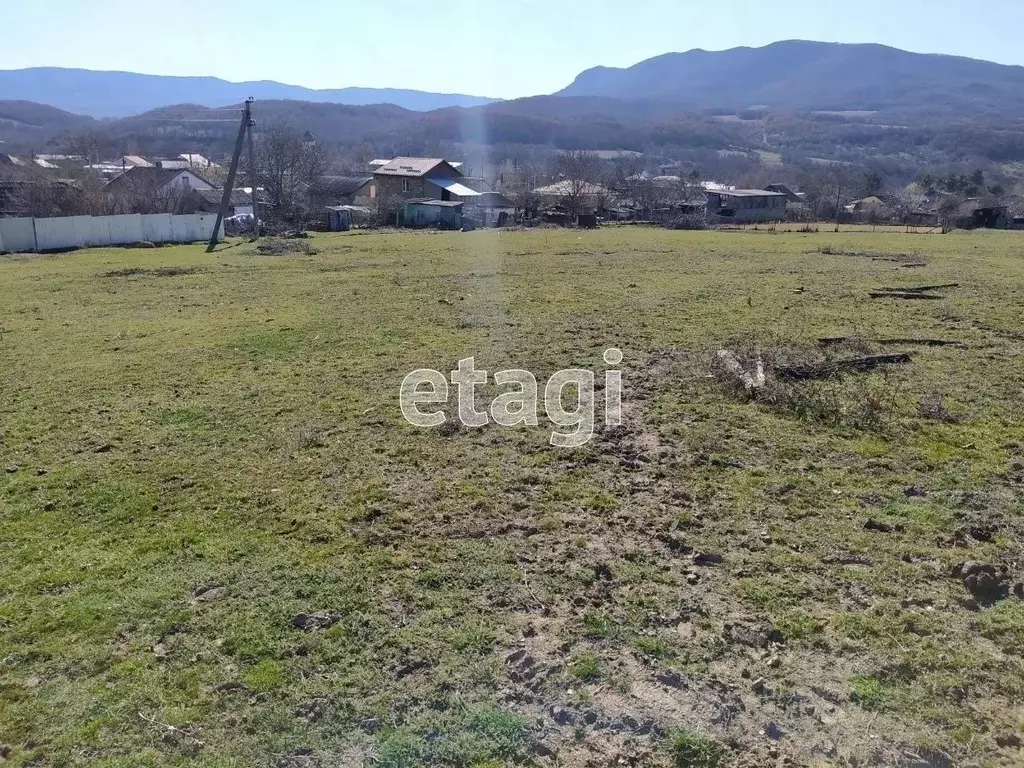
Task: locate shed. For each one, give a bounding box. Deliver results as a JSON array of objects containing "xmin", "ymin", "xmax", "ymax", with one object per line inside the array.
[
  {"xmin": 953, "ymin": 200, "xmax": 1009, "ymax": 229},
  {"xmin": 326, "ymin": 205, "xmax": 372, "ymax": 231},
  {"xmin": 705, "ymin": 189, "xmax": 788, "ymax": 222},
  {"xmin": 399, "ymin": 200, "xmax": 463, "ymax": 229}
]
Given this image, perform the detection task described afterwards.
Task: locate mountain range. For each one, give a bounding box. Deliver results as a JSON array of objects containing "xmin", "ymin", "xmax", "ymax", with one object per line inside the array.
[
  {"xmin": 558, "ymin": 40, "xmax": 1024, "ymax": 117},
  {"xmin": 5, "ymin": 41, "xmax": 1024, "ymax": 121},
  {"xmin": 3, "ymin": 41, "xmax": 1024, "ymax": 184},
  {"xmin": 0, "ymin": 67, "xmax": 495, "ymax": 118}
]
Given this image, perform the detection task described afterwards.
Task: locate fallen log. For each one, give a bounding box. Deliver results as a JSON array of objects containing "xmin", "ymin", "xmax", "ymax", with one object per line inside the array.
[
  {"xmin": 876, "ymin": 338, "xmax": 967, "ymax": 348},
  {"xmin": 818, "ymin": 337, "xmax": 853, "ymax": 347},
  {"xmin": 875, "ymin": 283, "xmax": 960, "ymax": 293},
  {"xmin": 869, "ymin": 291, "xmax": 945, "ymax": 300},
  {"xmin": 819, "ymin": 336, "xmax": 965, "ymax": 348},
  {"xmin": 776, "ymin": 352, "xmax": 914, "ymax": 380}
]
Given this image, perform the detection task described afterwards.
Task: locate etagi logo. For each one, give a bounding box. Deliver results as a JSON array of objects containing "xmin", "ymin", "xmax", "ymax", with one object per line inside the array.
[{"xmin": 400, "ymin": 349, "xmax": 624, "ymax": 448}]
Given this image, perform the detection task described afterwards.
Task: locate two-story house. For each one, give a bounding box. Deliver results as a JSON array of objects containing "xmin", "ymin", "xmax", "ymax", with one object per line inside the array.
[{"xmin": 363, "ymin": 158, "xmax": 479, "ymax": 204}]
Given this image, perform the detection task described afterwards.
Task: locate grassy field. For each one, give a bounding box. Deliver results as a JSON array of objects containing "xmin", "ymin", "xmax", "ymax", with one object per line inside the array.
[{"xmin": 1, "ymin": 227, "xmax": 1023, "ymax": 767}]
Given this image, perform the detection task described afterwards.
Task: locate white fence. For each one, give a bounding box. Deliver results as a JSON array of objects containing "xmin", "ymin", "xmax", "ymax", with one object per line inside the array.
[{"xmin": 0, "ymin": 213, "xmax": 223, "ymax": 253}]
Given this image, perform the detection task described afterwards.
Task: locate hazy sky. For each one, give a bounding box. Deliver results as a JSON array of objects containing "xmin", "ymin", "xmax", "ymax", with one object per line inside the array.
[{"xmin": 4, "ymin": 0, "xmax": 1024, "ymax": 98}]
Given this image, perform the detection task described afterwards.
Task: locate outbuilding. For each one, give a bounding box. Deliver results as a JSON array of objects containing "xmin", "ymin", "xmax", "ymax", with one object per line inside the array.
[
  {"xmin": 399, "ymin": 200, "xmax": 464, "ymax": 229},
  {"xmin": 705, "ymin": 189, "xmax": 788, "ymax": 222}
]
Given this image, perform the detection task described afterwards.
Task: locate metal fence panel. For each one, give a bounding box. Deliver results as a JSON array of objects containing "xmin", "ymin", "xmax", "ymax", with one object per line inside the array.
[{"xmin": 0, "ymin": 218, "xmax": 37, "ymax": 252}]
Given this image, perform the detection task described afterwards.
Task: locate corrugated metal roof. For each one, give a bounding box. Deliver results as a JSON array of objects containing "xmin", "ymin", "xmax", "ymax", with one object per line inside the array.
[
  {"xmin": 318, "ymin": 175, "xmax": 373, "ymax": 196},
  {"xmin": 533, "ymin": 181, "xmax": 611, "ymax": 196},
  {"xmin": 709, "ymin": 189, "xmax": 788, "ymax": 198},
  {"xmin": 326, "ymin": 205, "xmax": 372, "ymax": 213},
  {"xmin": 375, "ymin": 157, "xmax": 448, "ymax": 177},
  {"xmin": 179, "ymin": 153, "xmax": 217, "ymax": 167},
  {"xmin": 193, "ymin": 188, "xmax": 252, "ymax": 206},
  {"xmin": 105, "ymin": 166, "xmax": 214, "ymax": 192},
  {"xmin": 427, "ymin": 177, "xmax": 480, "ymax": 197},
  {"xmin": 406, "ymin": 199, "xmax": 464, "ymax": 208}
]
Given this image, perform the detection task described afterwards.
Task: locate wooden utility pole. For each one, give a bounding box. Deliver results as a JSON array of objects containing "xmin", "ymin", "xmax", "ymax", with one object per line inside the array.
[
  {"xmin": 245, "ymin": 105, "xmax": 260, "ymax": 239},
  {"xmin": 206, "ymin": 98, "xmax": 252, "ymax": 253}
]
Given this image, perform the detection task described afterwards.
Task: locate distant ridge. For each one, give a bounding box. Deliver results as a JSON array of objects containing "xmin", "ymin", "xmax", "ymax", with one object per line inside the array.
[
  {"xmin": 0, "ymin": 67, "xmax": 496, "ymax": 118},
  {"xmin": 556, "ymin": 40, "xmax": 1024, "ymax": 117}
]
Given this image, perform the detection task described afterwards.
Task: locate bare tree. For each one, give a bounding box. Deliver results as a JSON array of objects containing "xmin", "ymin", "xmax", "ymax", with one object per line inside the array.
[
  {"xmin": 255, "ymin": 124, "xmax": 332, "ymax": 222},
  {"xmin": 0, "ymin": 164, "xmax": 96, "ymax": 218},
  {"xmin": 606, "ymin": 157, "xmax": 667, "ymax": 220},
  {"xmin": 106, "ymin": 174, "xmax": 195, "ymax": 215},
  {"xmin": 371, "ymin": 187, "xmax": 403, "ymax": 228},
  {"xmin": 798, "ymin": 165, "xmax": 857, "ymax": 227},
  {"xmin": 64, "ymin": 131, "xmax": 102, "ymax": 167},
  {"xmin": 549, "ymin": 150, "xmax": 602, "ymax": 222},
  {"xmin": 938, "ymin": 195, "xmax": 963, "ymax": 233},
  {"xmin": 625, "ymin": 177, "xmax": 660, "ymax": 219}
]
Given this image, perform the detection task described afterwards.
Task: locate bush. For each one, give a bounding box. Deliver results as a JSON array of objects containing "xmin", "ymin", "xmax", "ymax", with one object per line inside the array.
[
  {"xmin": 664, "ymin": 212, "xmax": 709, "ymax": 230},
  {"xmin": 255, "ymin": 238, "xmax": 318, "ymax": 256},
  {"xmin": 710, "ymin": 340, "xmax": 902, "ymax": 430}
]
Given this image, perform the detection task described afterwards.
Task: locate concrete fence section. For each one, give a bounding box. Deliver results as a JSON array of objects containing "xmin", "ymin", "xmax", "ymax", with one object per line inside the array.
[{"xmin": 0, "ymin": 213, "xmax": 223, "ymax": 253}]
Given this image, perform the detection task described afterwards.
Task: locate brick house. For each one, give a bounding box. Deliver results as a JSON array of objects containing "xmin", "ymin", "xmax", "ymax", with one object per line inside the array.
[{"xmin": 365, "ymin": 158, "xmax": 473, "ymax": 204}]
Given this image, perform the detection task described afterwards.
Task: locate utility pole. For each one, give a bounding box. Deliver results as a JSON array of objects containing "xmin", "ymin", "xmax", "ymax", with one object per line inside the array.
[
  {"xmin": 245, "ymin": 101, "xmax": 260, "ymax": 239},
  {"xmin": 206, "ymin": 98, "xmax": 252, "ymax": 253}
]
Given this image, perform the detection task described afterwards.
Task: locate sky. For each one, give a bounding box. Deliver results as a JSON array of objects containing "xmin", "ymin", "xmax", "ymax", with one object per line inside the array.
[{"xmin": 4, "ymin": 0, "xmax": 1024, "ymax": 99}]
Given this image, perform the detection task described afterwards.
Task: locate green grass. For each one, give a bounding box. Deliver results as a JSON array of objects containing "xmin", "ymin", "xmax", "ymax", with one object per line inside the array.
[
  {"xmin": 670, "ymin": 731, "xmax": 724, "ymax": 768},
  {"xmin": 567, "ymin": 652, "xmax": 603, "ymax": 682},
  {"xmin": 2, "ymin": 228, "xmax": 1024, "ymax": 765}
]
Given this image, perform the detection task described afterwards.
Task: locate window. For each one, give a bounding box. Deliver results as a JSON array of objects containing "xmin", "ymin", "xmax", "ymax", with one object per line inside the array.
[
  {"xmin": 402, "ymin": 178, "xmax": 410, "ymax": 193},
  {"xmin": 370, "ymin": 184, "xmax": 377, "ymax": 199}
]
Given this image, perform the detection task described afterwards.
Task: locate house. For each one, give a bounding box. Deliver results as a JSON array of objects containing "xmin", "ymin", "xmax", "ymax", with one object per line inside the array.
[
  {"xmin": 532, "ymin": 181, "xmax": 612, "ymax": 199},
  {"xmin": 0, "ymin": 179, "xmax": 87, "ymax": 217},
  {"xmin": 465, "ymin": 190, "xmax": 515, "ymax": 226},
  {"xmin": 33, "ymin": 154, "xmax": 85, "ymax": 170},
  {"xmin": 311, "ymin": 175, "xmax": 374, "ymax": 209},
  {"xmin": 399, "ymin": 200, "xmax": 464, "ymax": 229},
  {"xmin": 705, "ymin": 189, "xmax": 788, "ymax": 222},
  {"xmin": 112, "ymin": 155, "xmax": 154, "ymax": 169},
  {"xmin": 765, "ymin": 183, "xmax": 804, "ymax": 204},
  {"xmin": 105, "ymin": 167, "xmax": 215, "ymax": 212},
  {"xmin": 188, "ymin": 188, "xmax": 254, "ymax": 217},
  {"xmin": 845, "ymin": 196, "xmax": 893, "ymax": 216},
  {"xmin": 179, "ymin": 154, "xmax": 218, "ymax": 169},
  {"xmin": 532, "ymin": 181, "xmax": 614, "ymax": 218},
  {"xmin": 952, "ymin": 200, "xmax": 1009, "ymax": 229},
  {"xmin": 367, "ymin": 158, "xmax": 473, "ymax": 204},
  {"xmin": 907, "ymin": 209, "xmax": 940, "ymax": 228}
]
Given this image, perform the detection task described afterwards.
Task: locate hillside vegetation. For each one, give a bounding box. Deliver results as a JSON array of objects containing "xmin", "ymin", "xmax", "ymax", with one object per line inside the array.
[{"xmin": 559, "ymin": 40, "xmax": 1024, "ymax": 118}]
